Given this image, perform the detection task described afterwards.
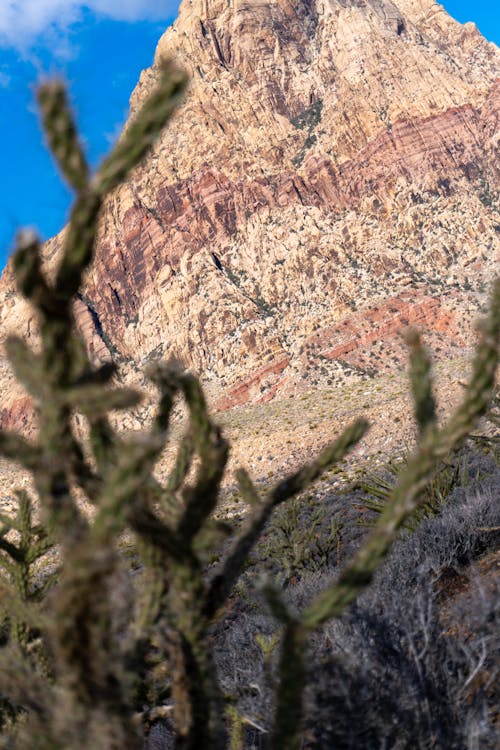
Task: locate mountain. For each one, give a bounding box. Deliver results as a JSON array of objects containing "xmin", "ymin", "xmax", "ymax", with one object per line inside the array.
[{"xmin": 0, "ymin": 0, "xmax": 498, "ymax": 432}]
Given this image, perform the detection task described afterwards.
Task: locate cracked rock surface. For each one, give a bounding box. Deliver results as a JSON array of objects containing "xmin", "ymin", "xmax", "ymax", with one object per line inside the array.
[{"xmin": 0, "ymin": 0, "xmax": 498, "ymax": 439}]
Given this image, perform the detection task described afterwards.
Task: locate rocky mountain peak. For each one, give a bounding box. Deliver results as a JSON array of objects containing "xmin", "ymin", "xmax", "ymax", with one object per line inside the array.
[{"xmin": 0, "ymin": 0, "xmax": 498, "ymax": 430}]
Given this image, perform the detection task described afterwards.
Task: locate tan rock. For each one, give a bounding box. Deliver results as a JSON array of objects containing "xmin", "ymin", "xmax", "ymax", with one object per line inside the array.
[{"xmin": 0, "ymin": 0, "xmax": 498, "ymax": 435}]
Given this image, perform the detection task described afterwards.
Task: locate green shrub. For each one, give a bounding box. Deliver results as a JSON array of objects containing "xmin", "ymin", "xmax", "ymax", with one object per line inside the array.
[
  {"xmin": 358, "ymin": 453, "xmax": 463, "ymax": 530},
  {"xmin": 255, "ymin": 498, "xmax": 343, "ymax": 582},
  {"xmin": 0, "ymin": 67, "xmax": 498, "ymax": 750}
]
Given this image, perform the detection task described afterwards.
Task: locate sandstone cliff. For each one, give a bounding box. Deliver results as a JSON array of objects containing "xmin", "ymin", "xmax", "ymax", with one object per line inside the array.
[{"xmin": 0, "ymin": 0, "xmax": 499, "ymax": 430}]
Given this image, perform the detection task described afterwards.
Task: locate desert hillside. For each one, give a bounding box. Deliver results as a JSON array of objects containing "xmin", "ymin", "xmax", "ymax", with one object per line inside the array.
[{"xmin": 0, "ymin": 0, "xmax": 498, "ymax": 437}]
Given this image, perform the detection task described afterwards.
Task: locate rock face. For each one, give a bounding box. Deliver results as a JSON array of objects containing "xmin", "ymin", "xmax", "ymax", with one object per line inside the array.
[{"xmin": 0, "ymin": 0, "xmax": 499, "ymax": 429}]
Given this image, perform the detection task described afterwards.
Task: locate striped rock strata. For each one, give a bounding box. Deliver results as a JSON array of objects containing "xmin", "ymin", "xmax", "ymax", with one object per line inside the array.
[{"xmin": 0, "ymin": 0, "xmax": 499, "ymax": 430}]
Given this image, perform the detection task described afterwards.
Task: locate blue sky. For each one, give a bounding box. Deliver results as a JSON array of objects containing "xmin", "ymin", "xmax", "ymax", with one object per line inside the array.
[
  {"xmin": 0, "ymin": 0, "xmax": 498, "ymax": 268},
  {"xmin": 0, "ymin": 1, "xmax": 181, "ymax": 266}
]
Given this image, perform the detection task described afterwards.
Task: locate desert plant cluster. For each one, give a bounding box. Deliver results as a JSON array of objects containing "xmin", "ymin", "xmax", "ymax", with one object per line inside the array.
[{"xmin": 0, "ymin": 65, "xmax": 498, "ymax": 750}]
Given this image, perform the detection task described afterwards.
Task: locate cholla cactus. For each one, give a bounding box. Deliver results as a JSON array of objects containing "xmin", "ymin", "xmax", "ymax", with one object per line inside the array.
[
  {"xmin": 0, "ymin": 489, "xmax": 54, "ymax": 732},
  {"xmin": 0, "ymin": 63, "xmax": 498, "ymax": 750},
  {"xmin": 0, "ymin": 490, "xmax": 53, "ymax": 642}
]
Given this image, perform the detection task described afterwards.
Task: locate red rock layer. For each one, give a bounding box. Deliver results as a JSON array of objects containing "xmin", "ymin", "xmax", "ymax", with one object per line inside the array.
[{"xmin": 0, "ymin": 0, "xmax": 498, "ymax": 431}]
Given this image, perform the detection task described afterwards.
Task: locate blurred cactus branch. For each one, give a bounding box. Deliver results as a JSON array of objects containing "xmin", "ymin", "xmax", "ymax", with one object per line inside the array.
[
  {"xmin": 0, "ymin": 62, "xmax": 188, "ymax": 748},
  {"xmin": 166, "ymin": 431, "xmax": 195, "ymax": 494},
  {"xmin": 272, "ymin": 621, "xmax": 307, "ymax": 750},
  {"xmin": 263, "ymin": 279, "xmax": 500, "ymax": 750},
  {"xmin": 405, "ymin": 327, "xmax": 437, "ymax": 435},
  {"xmin": 0, "ymin": 489, "xmax": 53, "ymax": 698},
  {"xmin": 94, "ymin": 64, "xmax": 186, "ymax": 197},
  {"xmin": 175, "ymin": 374, "xmax": 229, "ymax": 545},
  {"xmin": 0, "ymin": 49, "xmax": 497, "ymax": 750},
  {"xmin": 303, "ymin": 278, "xmax": 499, "ymax": 630},
  {"xmin": 205, "ymin": 417, "xmax": 369, "ymax": 619},
  {"xmin": 37, "ymin": 80, "xmax": 89, "ymax": 193},
  {"xmin": 5, "ymin": 336, "xmax": 49, "ymax": 399},
  {"xmin": 125, "ymin": 366, "xmax": 230, "ymax": 749},
  {"xmin": 0, "ymin": 432, "xmax": 40, "ymax": 471}
]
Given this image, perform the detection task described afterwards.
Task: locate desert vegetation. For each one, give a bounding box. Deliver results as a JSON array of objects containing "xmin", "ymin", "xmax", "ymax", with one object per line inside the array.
[{"xmin": 0, "ymin": 65, "xmax": 498, "ymax": 750}]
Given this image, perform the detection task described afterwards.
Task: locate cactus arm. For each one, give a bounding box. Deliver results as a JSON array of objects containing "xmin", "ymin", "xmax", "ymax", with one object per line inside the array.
[
  {"xmin": 0, "ymin": 63, "xmax": 188, "ymax": 748},
  {"xmin": 269, "ymin": 418, "xmax": 369, "ymax": 505},
  {"xmin": 405, "ymin": 328, "xmax": 437, "ymax": 435},
  {"xmin": 263, "ymin": 279, "xmax": 499, "ymax": 745},
  {"xmin": 259, "ymin": 583, "xmax": 308, "ymax": 750},
  {"xmin": 235, "ymin": 467, "xmax": 261, "ymax": 507},
  {"xmin": 0, "ymin": 432, "xmax": 41, "ymax": 471},
  {"xmin": 303, "ymin": 280, "xmax": 499, "ymax": 629},
  {"xmin": 5, "ymin": 337, "xmax": 48, "ymax": 399},
  {"xmin": 174, "ymin": 372, "xmax": 230, "ymax": 544},
  {"xmin": 271, "ymin": 620, "xmax": 308, "ymax": 750},
  {"xmin": 177, "ymin": 429, "xmax": 229, "ymax": 545},
  {"xmin": 37, "ymin": 80, "xmax": 89, "ymax": 193},
  {"xmin": 146, "ymin": 361, "xmax": 180, "ymax": 435},
  {"xmin": 94, "ymin": 63, "xmax": 186, "ymax": 197},
  {"xmin": 89, "ymin": 416, "xmax": 118, "ymax": 473},
  {"xmin": 12, "ymin": 232, "xmax": 57, "ymax": 316},
  {"xmin": 166, "ymin": 431, "xmax": 195, "ymax": 493},
  {"xmin": 205, "ymin": 418, "xmax": 368, "ymax": 618}
]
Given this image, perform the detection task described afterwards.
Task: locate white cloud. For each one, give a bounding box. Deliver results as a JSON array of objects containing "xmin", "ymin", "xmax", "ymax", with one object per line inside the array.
[
  {"xmin": 0, "ymin": 1, "xmax": 178, "ymax": 49},
  {"xmin": 0, "ymin": 70, "xmax": 11, "ymax": 87}
]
